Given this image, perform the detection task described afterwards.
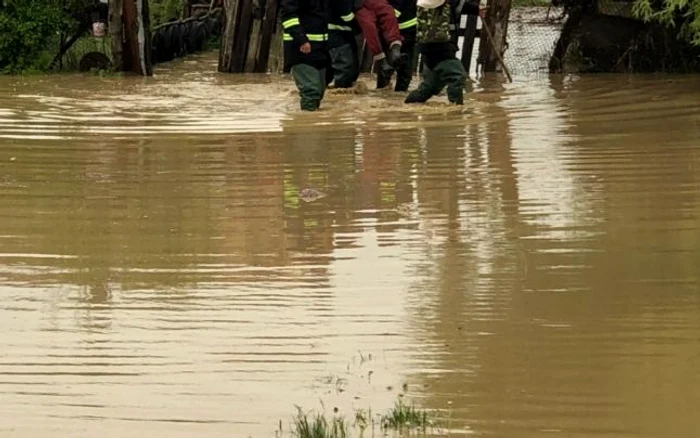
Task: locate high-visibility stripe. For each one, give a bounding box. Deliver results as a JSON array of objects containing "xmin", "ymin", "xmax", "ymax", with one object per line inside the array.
[
  {"xmin": 329, "ymin": 24, "xmax": 353, "ymax": 31},
  {"xmin": 283, "ymin": 33, "xmax": 328, "ymax": 41},
  {"xmin": 394, "ymin": 9, "xmax": 401, "ymax": 17},
  {"xmin": 306, "ymin": 33, "xmax": 328, "ymax": 41},
  {"xmin": 399, "ymin": 17, "xmax": 417, "ymax": 29},
  {"xmin": 341, "ymin": 12, "xmax": 354, "ymax": 21},
  {"xmin": 282, "ymin": 18, "xmax": 300, "ymax": 28}
]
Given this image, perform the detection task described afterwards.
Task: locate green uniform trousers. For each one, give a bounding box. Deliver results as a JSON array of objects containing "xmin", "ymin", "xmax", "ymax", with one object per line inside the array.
[
  {"xmin": 291, "ymin": 64, "xmax": 327, "ymax": 111},
  {"xmin": 405, "ymin": 58, "xmax": 465, "ymax": 105},
  {"xmin": 329, "ymin": 43, "xmax": 359, "ymax": 88}
]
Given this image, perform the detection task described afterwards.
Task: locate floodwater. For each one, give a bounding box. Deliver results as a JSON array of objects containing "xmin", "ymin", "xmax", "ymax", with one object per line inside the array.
[{"xmin": 1, "ymin": 52, "xmax": 700, "ymax": 438}]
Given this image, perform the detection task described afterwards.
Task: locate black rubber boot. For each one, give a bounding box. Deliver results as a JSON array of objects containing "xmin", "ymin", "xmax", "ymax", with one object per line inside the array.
[
  {"xmin": 404, "ymin": 65, "xmax": 439, "ymax": 103},
  {"xmin": 374, "ymin": 58, "xmax": 394, "ymax": 89}
]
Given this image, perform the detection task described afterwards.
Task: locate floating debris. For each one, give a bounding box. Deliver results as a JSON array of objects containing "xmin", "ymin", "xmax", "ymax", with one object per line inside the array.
[
  {"xmin": 396, "ymin": 203, "xmax": 417, "ymax": 217},
  {"xmin": 299, "ymin": 188, "xmax": 327, "ymax": 203}
]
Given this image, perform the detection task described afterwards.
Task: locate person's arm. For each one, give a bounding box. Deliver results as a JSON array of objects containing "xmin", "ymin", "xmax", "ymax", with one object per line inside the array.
[
  {"xmin": 281, "ymin": 0, "xmax": 309, "ymax": 46},
  {"xmin": 339, "ymin": 0, "xmax": 356, "ymax": 23}
]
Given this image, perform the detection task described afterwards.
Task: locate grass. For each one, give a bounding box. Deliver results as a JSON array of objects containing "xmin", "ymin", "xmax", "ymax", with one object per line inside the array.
[
  {"xmin": 380, "ymin": 399, "xmax": 430, "ymax": 433},
  {"xmin": 290, "ymin": 407, "xmax": 349, "ymax": 438},
  {"xmin": 280, "ymin": 397, "xmax": 436, "ymax": 438}
]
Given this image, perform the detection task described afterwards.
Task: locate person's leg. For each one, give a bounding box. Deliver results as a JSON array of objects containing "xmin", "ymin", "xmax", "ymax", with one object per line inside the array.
[
  {"xmin": 291, "ymin": 63, "xmax": 324, "ymax": 111},
  {"xmin": 355, "ymin": 7, "xmax": 384, "ymax": 58},
  {"xmin": 374, "ymin": 0, "xmax": 403, "ymax": 48},
  {"xmin": 317, "ymin": 67, "xmax": 327, "ymax": 105},
  {"xmin": 329, "ymin": 43, "xmax": 357, "ymax": 88},
  {"xmin": 394, "ymin": 33, "xmax": 415, "ymax": 91},
  {"xmin": 404, "ymin": 65, "xmax": 443, "ymax": 103},
  {"xmin": 437, "ymin": 58, "xmax": 467, "ymax": 105}
]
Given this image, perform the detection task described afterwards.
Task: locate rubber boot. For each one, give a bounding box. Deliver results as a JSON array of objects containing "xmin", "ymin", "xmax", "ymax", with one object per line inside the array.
[
  {"xmin": 374, "ymin": 58, "xmax": 394, "ymax": 89},
  {"xmin": 404, "ymin": 66, "xmax": 440, "ymax": 103}
]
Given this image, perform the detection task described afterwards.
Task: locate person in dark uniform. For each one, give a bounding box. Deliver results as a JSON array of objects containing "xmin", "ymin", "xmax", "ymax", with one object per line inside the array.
[
  {"xmin": 327, "ymin": 0, "xmax": 360, "ymax": 88},
  {"xmin": 376, "ymin": 0, "xmax": 417, "ymax": 91},
  {"xmin": 281, "ymin": 0, "xmax": 330, "ymax": 111},
  {"xmin": 404, "ymin": 0, "xmax": 484, "ymax": 105}
]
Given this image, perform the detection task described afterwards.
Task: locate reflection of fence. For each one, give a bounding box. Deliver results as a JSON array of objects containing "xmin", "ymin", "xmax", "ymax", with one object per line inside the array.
[{"xmin": 151, "ymin": 7, "xmax": 223, "ymax": 64}]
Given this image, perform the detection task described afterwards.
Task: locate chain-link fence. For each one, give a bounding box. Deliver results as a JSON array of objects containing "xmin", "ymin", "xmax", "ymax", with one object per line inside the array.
[{"xmin": 503, "ymin": 5, "xmax": 565, "ymax": 76}]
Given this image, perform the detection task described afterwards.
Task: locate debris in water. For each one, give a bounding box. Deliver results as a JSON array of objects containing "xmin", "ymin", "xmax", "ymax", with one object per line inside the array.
[
  {"xmin": 299, "ymin": 188, "xmax": 326, "ymax": 203},
  {"xmin": 396, "ymin": 203, "xmax": 417, "ymax": 217},
  {"xmin": 10, "ymin": 157, "xmax": 16, "ymax": 162}
]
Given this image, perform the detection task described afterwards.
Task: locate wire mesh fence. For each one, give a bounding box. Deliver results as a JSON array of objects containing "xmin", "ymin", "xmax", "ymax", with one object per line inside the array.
[{"xmin": 502, "ymin": 5, "xmax": 565, "ymax": 76}]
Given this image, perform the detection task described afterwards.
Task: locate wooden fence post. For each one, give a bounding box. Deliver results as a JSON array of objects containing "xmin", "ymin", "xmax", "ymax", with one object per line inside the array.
[
  {"xmin": 110, "ymin": 0, "xmax": 124, "ymax": 71},
  {"xmin": 478, "ymin": 0, "xmax": 511, "ymax": 73},
  {"xmin": 219, "ymin": 0, "xmax": 243, "ymax": 72},
  {"xmin": 122, "ymin": 0, "xmax": 153, "ymax": 75}
]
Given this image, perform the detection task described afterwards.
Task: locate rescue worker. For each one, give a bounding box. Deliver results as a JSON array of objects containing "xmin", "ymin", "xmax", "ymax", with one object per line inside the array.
[
  {"xmin": 377, "ymin": 0, "xmax": 417, "ymax": 91},
  {"xmin": 327, "ymin": 0, "xmax": 360, "ymax": 88},
  {"xmin": 281, "ymin": 0, "xmax": 330, "ymax": 111},
  {"xmin": 404, "ymin": 0, "xmax": 485, "ymax": 105},
  {"xmin": 354, "ymin": 0, "xmax": 405, "ymax": 78}
]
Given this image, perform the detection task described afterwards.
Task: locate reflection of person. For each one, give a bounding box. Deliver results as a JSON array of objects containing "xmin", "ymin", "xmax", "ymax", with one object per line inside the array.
[
  {"xmin": 281, "ymin": 0, "xmax": 330, "ymax": 111},
  {"xmin": 405, "ymin": 0, "xmax": 485, "ymax": 105},
  {"xmin": 327, "ymin": 0, "xmax": 360, "ymax": 88}
]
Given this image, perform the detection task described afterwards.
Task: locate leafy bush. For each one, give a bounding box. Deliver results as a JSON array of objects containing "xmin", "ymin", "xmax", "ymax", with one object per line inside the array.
[
  {"xmin": 0, "ymin": 0, "xmax": 90, "ymax": 73},
  {"xmin": 633, "ymin": 0, "xmax": 700, "ymax": 46},
  {"xmin": 150, "ymin": 0, "xmax": 185, "ymax": 26}
]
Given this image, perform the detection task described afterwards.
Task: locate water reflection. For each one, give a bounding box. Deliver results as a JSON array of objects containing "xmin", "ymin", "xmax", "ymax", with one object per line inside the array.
[{"xmin": 1, "ymin": 57, "xmax": 700, "ymax": 438}]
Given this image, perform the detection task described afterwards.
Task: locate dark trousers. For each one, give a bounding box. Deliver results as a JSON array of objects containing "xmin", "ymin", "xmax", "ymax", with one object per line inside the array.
[
  {"xmin": 405, "ymin": 58, "xmax": 466, "ymax": 104},
  {"xmin": 377, "ymin": 29, "xmax": 416, "ymax": 90},
  {"xmin": 291, "ymin": 64, "xmax": 327, "ymax": 111},
  {"xmin": 355, "ymin": 0, "xmax": 403, "ymax": 57},
  {"xmin": 328, "ymin": 40, "xmax": 359, "ymax": 88}
]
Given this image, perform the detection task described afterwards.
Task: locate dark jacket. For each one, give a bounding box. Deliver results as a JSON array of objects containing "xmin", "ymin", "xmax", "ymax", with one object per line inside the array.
[
  {"xmin": 328, "ymin": 0, "xmax": 358, "ymax": 48},
  {"xmin": 418, "ymin": 0, "xmax": 479, "ymax": 68},
  {"xmin": 390, "ymin": 0, "xmax": 417, "ymax": 35},
  {"xmin": 281, "ymin": 0, "xmax": 330, "ymax": 70}
]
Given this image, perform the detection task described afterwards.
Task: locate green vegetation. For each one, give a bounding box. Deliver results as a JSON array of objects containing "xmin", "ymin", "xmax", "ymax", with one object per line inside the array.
[
  {"xmin": 289, "ymin": 408, "xmax": 349, "ymax": 438},
  {"xmin": 150, "ymin": 0, "xmax": 185, "ymax": 26},
  {"xmin": 279, "ymin": 397, "xmax": 439, "ymax": 438},
  {"xmin": 0, "ymin": 0, "xmax": 90, "ymax": 73},
  {"xmin": 632, "ymin": 0, "xmax": 700, "ymax": 46}
]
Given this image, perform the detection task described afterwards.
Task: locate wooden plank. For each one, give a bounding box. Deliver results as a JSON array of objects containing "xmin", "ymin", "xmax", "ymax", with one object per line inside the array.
[
  {"xmin": 136, "ymin": 0, "xmax": 153, "ymax": 75},
  {"xmin": 231, "ymin": 0, "xmax": 254, "ymax": 72},
  {"xmin": 122, "ymin": 0, "xmax": 141, "ymax": 73},
  {"xmin": 244, "ymin": 19, "xmax": 262, "ymax": 72},
  {"xmin": 461, "ymin": 13, "xmax": 478, "ymax": 72},
  {"xmin": 477, "ymin": 0, "xmax": 512, "ymax": 73},
  {"xmin": 218, "ymin": 0, "xmax": 243, "ymax": 72},
  {"xmin": 255, "ymin": 0, "xmax": 279, "ymax": 72},
  {"xmin": 109, "ymin": 0, "xmax": 124, "ymax": 70}
]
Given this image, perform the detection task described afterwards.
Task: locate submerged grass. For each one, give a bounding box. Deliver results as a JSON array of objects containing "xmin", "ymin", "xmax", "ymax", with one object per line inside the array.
[
  {"xmin": 380, "ymin": 399, "xmax": 430, "ymax": 433},
  {"xmin": 281, "ymin": 397, "xmax": 436, "ymax": 438},
  {"xmin": 291, "ymin": 407, "xmax": 348, "ymax": 438}
]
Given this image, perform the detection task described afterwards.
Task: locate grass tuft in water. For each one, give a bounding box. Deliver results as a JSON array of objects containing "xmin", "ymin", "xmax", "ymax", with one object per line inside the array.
[
  {"xmin": 292, "ymin": 406, "xmax": 348, "ymax": 438},
  {"xmin": 380, "ymin": 399, "xmax": 430, "ymax": 433}
]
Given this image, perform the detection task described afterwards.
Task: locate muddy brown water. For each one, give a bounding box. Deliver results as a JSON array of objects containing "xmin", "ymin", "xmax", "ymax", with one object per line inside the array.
[{"xmin": 1, "ymin": 53, "xmax": 700, "ymax": 438}]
